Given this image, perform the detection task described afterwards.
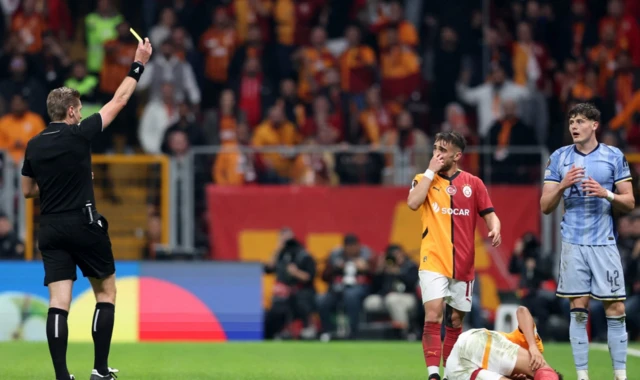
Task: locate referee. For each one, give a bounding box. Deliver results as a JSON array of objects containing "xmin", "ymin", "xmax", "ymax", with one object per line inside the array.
[{"xmin": 21, "ymin": 38, "xmax": 152, "ymax": 380}]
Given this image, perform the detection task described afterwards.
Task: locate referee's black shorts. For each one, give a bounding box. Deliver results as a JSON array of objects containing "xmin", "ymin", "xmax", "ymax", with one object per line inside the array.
[{"xmin": 38, "ymin": 211, "xmax": 115, "ymax": 286}]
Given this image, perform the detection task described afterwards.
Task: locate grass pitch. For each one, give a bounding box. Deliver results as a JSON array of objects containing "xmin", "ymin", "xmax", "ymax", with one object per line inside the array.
[{"xmin": 1, "ymin": 341, "xmax": 639, "ymax": 379}]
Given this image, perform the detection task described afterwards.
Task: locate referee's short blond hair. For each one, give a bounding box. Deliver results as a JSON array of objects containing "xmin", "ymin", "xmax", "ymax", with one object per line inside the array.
[{"xmin": 47, "ymin": 87, "xmax": 81, "ymax": 122}]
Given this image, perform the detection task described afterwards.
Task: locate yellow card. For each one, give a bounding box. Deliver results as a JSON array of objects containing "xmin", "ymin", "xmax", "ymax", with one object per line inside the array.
[{"xmin": 129, "ymin": 28, "xmax": 143, "ymax": 43}]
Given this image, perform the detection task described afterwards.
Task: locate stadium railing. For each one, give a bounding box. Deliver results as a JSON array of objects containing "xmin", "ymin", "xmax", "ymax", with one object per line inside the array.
[{"xmin": 22, "ymin": 154, "xmax": 173, "ymax": 260}]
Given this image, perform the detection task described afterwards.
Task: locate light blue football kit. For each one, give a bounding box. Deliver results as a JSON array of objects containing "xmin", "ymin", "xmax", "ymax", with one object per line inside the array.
[{"xmin": 544, "ymin": 143, "xmax": 631, "ymax": 300}]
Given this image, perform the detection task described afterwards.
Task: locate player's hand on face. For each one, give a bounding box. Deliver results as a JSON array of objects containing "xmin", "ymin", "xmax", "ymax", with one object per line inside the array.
[
  {"xmin": 134, "ymin": 37, "xmax": 153, "ymax": 65},
  {"xmin": 528, "ymin": 346, "xmax": 545, "ymax": 371},
  {"xmin": 488, "ymin": 228, "xmax": 501, "ymax": 247},
  {"xmin": 581, "ymin": 176, "xmax": 606, "ymax": 198},
  {"xmin": 428, "ymin": 153, "xmax": 445, "ymax": 173},
  {"xmin": 560, "ymin": 165, "xmax": 584, "ymax": 190}
]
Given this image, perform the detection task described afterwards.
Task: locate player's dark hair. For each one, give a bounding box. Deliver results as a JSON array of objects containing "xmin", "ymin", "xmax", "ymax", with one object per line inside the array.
[
  {"xmin": 434, "ymin": 131, "xmax": 467, "ymax": 152},
  {"xmin": 46, "ymin": 87, "xmax": 81, "ymax": 122},
  {"xmin": 568, "ymin": 103, "xmax": 601, "ymax": 123}
]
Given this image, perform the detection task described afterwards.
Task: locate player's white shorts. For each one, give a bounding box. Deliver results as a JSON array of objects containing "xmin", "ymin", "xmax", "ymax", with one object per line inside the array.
[
  {"xmin": 419, "ymin": 270, "xmax": 474, "ymax": 312},
  {"xmin": 445, "ymin": 329, "xmax": 519, "ymax": 380}
]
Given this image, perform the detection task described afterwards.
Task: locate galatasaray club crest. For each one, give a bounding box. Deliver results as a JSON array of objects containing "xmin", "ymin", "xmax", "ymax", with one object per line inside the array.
[{"xmin": 463, "ymin": 184, "xmax": 472, "ymax": 198}]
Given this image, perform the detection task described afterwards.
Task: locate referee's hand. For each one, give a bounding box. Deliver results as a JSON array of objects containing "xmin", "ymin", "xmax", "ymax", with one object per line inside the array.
[{"xmin": 134, "ymin": 37, "xmax": 153, "ymax": 65}]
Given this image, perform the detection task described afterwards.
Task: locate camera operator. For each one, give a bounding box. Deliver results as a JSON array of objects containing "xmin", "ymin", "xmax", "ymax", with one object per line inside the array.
[
  {"xmin": 263, "ymin": 228, "xmax": 317, "ymax": 339},
  {"xmin": 363, "ymin": 244, "xmax": 418, "ymax": 337},
  {"xmin": 318, "ymin": 234, "xmax": 372, "ymax": 340}
]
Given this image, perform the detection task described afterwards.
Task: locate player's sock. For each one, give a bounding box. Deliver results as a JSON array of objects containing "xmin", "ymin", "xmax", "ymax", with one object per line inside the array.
[
  {"xmin": 576, "ymin": 370, "xmax": 589, "ymax": 380},
  {"xmin": 422, "ymin": 321, "xmax": 442, "ymax": 377},
  {"xmin": 570, "ymin": 308, "xmax": 589, "ymax": 377},
  {"xmin": 606, "ymin": 315, "xmax": 627, "ymax": 379},
  {"xmin": 47, "ymin": 308, "xmax": 70, "ymax": 380},
  {"xmin": 442, "ymin": 326, "xmax": 462, "ymax": 367},
  {"xmin": 92, "ymin": 302, "xmax": 115, "ymax": 376}
]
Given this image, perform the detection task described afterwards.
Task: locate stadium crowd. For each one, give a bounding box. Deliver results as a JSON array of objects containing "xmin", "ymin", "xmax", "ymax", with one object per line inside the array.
[{"xmin": 3, "ymin": 0, "xmax": 640, "ymax": 342}]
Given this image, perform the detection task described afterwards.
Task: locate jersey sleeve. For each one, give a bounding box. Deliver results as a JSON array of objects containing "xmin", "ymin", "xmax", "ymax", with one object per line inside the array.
[
  {"xmin": 614, "ymin": 152, "xmax": 632, "ymax": 184},
  {"xmin": 475, "ymin": 177, "xmax": 494, "ymax": 216},
  {"xmin": 543, "ymin": 150, "xmax": 561, "ymax": 184},
  {"xmin": 410, "ymin": 174, "xmax": 423, "ymax": 192},
  {"xmin": 21, "ymin": 156, "xmax": 34, "ymax": 177},
  {"xmin": 70, "ymin": 113, "xmax": 103, "ymax": 141}
]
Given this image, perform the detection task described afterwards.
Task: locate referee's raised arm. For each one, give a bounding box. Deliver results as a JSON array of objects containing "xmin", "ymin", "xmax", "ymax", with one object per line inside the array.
[{"xmin": 99, "ymin": 38, "xmax": 153, "ymax": 128}]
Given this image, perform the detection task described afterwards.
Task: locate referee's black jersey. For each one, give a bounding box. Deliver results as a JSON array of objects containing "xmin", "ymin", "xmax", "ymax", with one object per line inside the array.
[{"xmin": 21, "ymin": 113, "xmax": 103, "ymax": 215}]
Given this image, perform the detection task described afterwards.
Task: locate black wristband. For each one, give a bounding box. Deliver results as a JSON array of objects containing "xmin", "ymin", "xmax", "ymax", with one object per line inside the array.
[{"xmin": 128, "ymin": 61, "xmax": 144, "ymax": 81}]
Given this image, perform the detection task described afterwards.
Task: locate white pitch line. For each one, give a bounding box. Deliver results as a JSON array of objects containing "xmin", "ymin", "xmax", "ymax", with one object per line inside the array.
[{"xmin": 591, "ymin": 343, "xmax": 640, "ymax": 358}]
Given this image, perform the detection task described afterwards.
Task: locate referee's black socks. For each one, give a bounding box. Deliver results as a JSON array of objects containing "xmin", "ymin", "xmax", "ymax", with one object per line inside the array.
[
  {"xmin": 92, "ymin": 302, "xmax": 115, "ymax": 375},
  {"xmin": 47, "ymin": 308, "xmax": 70, "ymax": 380}
]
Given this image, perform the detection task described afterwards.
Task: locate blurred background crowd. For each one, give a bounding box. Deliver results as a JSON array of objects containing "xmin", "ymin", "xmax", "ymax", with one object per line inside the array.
[{"xmin": 2, "ymin": 0, "xmax": 640, "ymax": 342}]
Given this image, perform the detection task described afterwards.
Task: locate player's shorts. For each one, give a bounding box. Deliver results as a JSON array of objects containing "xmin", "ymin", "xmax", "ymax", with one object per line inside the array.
[
  {"xmin": 445, "ymin": 329, "xmax": 519, "ymax": 380},
  {"xmin": 419, "ymin": 270, "xmax": 474, "ymax": 312},
  {"xmin": 557, "ymin": 242, "xmax": 626, "ymax": 301},
  {"xmin": 38, "ymin": 211, "xmax": 115, "ymax": 286}
]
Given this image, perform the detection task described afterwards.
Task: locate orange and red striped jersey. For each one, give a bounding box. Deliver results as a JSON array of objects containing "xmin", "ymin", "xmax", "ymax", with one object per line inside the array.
[
  {"xmin": 412, "ymin": 170, "xmax": 494, "ymax": 281},
  {"xmin": 297, "ymin": 47, "xmax": 337, "ymax": 102},
  {"xmin": 339, "ymin": 46, "xmax": 376, "ymax": 93},
  {"xmin": 0, "ymin": 112, "xmax": 45, "ymax": 163},
  {"xmin": 100, "ymin": 40, "xmax": 137, "ymax": 94},
  {"xmin": 233, "ymin": 0, "xmax": 273, "ymax": 44},
  {"xmin": 199, "ymin": 27, "xmax": 237, "ymax": 83},
  {"xmin": 12, "ymin": 12, "xmax": 46, "ymax": 54}
]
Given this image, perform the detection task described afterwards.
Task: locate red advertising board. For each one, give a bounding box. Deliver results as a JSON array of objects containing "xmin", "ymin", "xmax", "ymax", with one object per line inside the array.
[{"xmin": 207, "ymin": 185, "xmax": 541, "ymax": 311}]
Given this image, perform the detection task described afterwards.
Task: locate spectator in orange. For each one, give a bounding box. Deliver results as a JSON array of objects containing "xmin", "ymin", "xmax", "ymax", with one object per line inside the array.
[
  {"xmin": 199, "ymin": 6, "xmax": 238, "ymax": 109},
  {"xmin": 11, "ymin": 0, "xmax": 46, "ymax": 55},
  {"xmin": 0, "ymin": 93, "xmax": 45, "ymax": 165},
  {"xmin": 273, "ymin": 0, "xmax": 324, "ymax": 79},
  {"xmin": 380, "ymin": 110, "xmax": 429, "ymax": 184},
  {"xmin": 512, "ymin": 21, "xmax": 549, "ymax": 89},
  {"xmin": 599, "ymin": 0, "xmax": 640, "ymax": 66},
  {"xmin": 359, "ymin": 86, "xmax": 394, "ymax": 145},
  {"xmin": 607, "ymin": 50, "xmax": 640, "ymax": 127},
  {"xmin": 379, "ymin": 28, "xmax": 420, "ymax": 106},
  {"xmin": 370, "ymin": 0, "xmax": 418, "ymax": 50},
  {"xmin": 233, "ymin": 0, "xmax": 273, "ymax": 44},
  {"xmin": 296, "ymin": 27, "xmax": 337, "ymax": 103},
  {"xmin": 609, "ymin": 87, "xmax": 640, "ymax": 140},
  {"xmin": 252, "ymin": 105, "xmax": 300, "ymax": 183},
  {"xmin": 214, "ymin": 123, "xmax": 257, "ymax": 186},
  {"xmin": 100, "ymin": 21, "xmax": 138, "ymax": 96},
  {"xmin": 340, "ymin": 25, "xmax": 376, "ymax": 109},
  {"xmin": 300, "ymin": 95, "xmax": 343, "ymax": 143},
  {"xmin": 229, "ymin": 25, "xmax": 275, "ymax": 84},
  {"xmin": 291, "ymin": 137, "xmax": 332, "ymax": 185},
  {"xmin": 588, "ymin": 23, "xmax": 620, "ymax": 94}
]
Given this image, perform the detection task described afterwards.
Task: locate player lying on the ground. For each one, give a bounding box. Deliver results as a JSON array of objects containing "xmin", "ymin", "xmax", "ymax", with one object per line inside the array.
[{"xmin": 445, "ymin": 306, "xmax": 563, "ymax": 380}]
